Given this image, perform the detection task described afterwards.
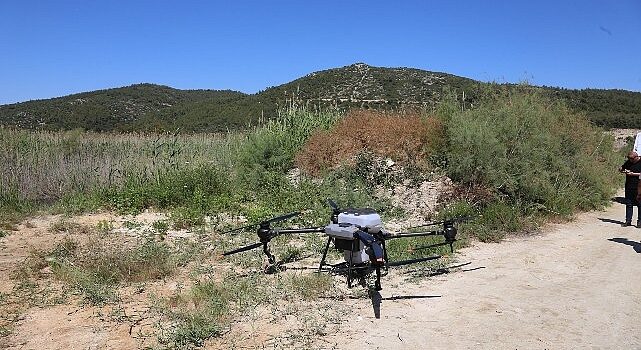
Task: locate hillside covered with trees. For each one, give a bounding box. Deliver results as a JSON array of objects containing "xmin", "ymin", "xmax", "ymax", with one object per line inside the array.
[{"xmin": 1, "ymin": 63, "xmax": 640, "ymax": 132}]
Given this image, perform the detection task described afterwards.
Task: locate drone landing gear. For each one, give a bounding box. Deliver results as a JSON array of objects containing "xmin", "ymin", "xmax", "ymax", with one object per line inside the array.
[{"xmin": 375, "ymin": 266, "xmax": 382, "ymax": 291}]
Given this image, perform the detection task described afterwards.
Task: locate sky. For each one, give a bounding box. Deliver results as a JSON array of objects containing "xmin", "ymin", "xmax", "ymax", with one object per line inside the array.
[{"xmin": 1, "ymin": 0, "xmax": 640, "ymax": 104}]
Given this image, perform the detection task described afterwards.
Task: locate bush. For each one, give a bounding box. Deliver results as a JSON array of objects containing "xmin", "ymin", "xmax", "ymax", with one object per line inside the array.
[
  {"xmin": 109, "ymin": 165, "xmax": 230, "ymax": 214},
  {"xmin": 236, "ymin": 105, "xmax": 341, "ymax": 172},
  {"xmin": 295, "ymin": 109, "xmax": 445, "ymax": 176},
  {"xmin": 443, "ymin": 87, "xmax": 618, "ymax": 218}
]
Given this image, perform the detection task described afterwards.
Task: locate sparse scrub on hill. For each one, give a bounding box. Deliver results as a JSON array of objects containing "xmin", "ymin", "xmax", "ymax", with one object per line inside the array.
[{"xmin": 440, "ymin": 87, "xmax": 619, "ymax": 240}]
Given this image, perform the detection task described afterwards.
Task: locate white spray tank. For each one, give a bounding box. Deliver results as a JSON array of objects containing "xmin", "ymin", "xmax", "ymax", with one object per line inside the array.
[{"xmin": 325, "ymin": 208, "xmax": 383, "ymax": 264}]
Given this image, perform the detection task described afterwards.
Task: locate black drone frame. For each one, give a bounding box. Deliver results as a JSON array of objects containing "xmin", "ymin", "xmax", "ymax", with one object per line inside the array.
[
  {"xmin": 221, "ymin": 200, "xmax": 466, "ymax": 290},
  {"xmin": 221, "ymin": 211, "xmax": 325, "ymax": 265},
  {"xmin": 316, "ymin": 219, "xmax": 459, "ymax": 291}
]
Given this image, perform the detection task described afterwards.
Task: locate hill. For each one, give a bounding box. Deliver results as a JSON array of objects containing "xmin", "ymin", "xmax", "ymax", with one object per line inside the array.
[
  {"xmin": 1, "ymin": 63, "xmax": 640, "ymax": 132},
  {"xmin": 0, "ymin": 84, "xmax": 245, "ymax": 131}
]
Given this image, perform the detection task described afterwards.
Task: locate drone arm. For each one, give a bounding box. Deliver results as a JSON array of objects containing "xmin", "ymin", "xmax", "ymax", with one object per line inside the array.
[
  {"xmin": 272, "ymin": 227, "xmax": 326, "ymax": 235},
  {"xmin": 385, "ymin": 230, "xmax": 443, "ymax": 239},
  {"xmin": 222, "ymin": 242, "xmax": 263, "ymax": 256}
]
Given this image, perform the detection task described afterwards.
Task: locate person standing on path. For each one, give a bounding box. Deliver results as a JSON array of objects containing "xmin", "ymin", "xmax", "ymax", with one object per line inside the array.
[{"xmin": 620, "ymin": 151, "xmax": 641, "ymax": 226}]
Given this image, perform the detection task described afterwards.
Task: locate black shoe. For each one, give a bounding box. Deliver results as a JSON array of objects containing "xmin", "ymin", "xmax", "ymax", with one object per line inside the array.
[{"xmin": 622, "ymin": 221, "xmax": 632, "ymax": 227}]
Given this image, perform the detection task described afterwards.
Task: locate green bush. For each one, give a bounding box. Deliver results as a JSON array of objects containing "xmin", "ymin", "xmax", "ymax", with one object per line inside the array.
[
  {"xmin": 236, "ymin": 105, "xmax": 341, "ymax": 171},
  {"xmin": 442, "ymin": 87, "xmax": 618, "ymax": 229},
  {"xmin": 109, "ymin": 165, "xmax": 231, "ymax": 214}
]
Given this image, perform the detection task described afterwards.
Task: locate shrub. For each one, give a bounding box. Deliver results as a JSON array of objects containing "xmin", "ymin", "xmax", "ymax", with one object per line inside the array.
[
  {"xmin": 109, "ymin": 165, "xmax": 230, "ymax": 214},
  {"xmin": 295, "ymin": 109, "xmax": 445, "ymax": 176},
  {"xmin": 443, "ymin": 87, "xmax": 618, "ymax": 218},
  {"xmin": 236, "ymin": 105, "xmax": 341, "ymax": 172}
]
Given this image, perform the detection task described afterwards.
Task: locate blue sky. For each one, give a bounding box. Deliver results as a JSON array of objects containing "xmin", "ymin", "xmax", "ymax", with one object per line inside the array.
[{"xmin": 1, "ymin": 0, "xmax": 640, "ymax": 104}]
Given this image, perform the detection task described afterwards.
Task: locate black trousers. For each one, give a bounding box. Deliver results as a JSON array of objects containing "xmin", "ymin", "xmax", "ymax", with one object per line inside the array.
[{"xmin": 624, "ymin": 187, "xmax": 640, "ymax": 222}]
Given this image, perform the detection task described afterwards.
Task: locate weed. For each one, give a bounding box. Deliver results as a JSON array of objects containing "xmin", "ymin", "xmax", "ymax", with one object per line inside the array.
[
  {"xmin": 285, "ymin": 273, "xmax": 334, "ymax": 300},
  {"xmin": 152, "ymin": 220, "xmax": 169, "ymax": 240},
  {"xmin": 170, "ymin": 207, "xmax": 204, "ymax": 230},
  {"xmin": 162, "ymin": 270, "xmax": 335, "ymax": 347},
  {"xmin": 123, "ymin": 220, "xmax": 142, "ymax": 230},
  {"xmin": 279, "ymin": 245, "xmax": 304, "ymax": 263},
  {"xmin": 96, "ymin": 220, "xmax": 114, "ymax": 234},
  {"xmin": 48, "ymin": 219, "xmax": 90, "ymax": 234},
  {"xmin": 0, "ymin": 230, "xmax": 8, "ymax": 238},
  {"xmin": 26, "ymin": 235, "xmax": 183, "ymax": 305},
  {"xmin": 0, "ymin": 326, "xmax": 10, "ymax": 337}
]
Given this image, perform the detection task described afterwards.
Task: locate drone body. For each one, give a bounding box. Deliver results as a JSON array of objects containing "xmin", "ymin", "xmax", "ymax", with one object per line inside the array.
[
  {"xmin": 326, "ymin": 208, "xmax": 383, "ymax": 265},
  {"xmin": 222, "ymin": 200, "xmax": 467, "ymax": 291}
]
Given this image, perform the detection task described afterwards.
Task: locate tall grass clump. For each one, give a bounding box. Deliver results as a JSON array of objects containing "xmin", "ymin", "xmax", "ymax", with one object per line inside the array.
[
  {"xmin": 0, "ymin": 126, "xmax": 240, "ymax": 204},
  {"xmin": 442, "ymin": 87, "xmax": 618, "ymax": 239},
  {"xmin": 235, "ymin": 104, "xmax": 342, "ymax": 172}
]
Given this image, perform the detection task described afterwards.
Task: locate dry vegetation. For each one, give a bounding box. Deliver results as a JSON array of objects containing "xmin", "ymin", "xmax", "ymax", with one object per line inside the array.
[
  {"xmin": 0, "ymin": 127, "xmax": 239, "ymax": 203},
  {"xmin": 295, "ymin": 109, "xmax": 444, "ymax": 176},
  {"xmin": 0, "ymin": 213, "xmax": 365, "ymax": 349}
]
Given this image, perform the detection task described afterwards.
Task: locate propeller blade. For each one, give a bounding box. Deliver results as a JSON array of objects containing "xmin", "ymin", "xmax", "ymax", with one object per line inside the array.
[
  {"xmin": 221, "ymin": 212, "xmax": 300, "ymax": 234},
  {"xmin": 219, "ymin": 223, "xmax": 257, "ymax": 235},
  {"xmin": 327, "ymin": 198, "xmax": 339, "ymax": 211},
  {"xmin": 263, "ymin": 211, "xmax": 300, "ymax": 225},
  {"xmin": 222, "ymin": 242, "xmax": 263, "ymax": 256},
  {"xmin": 408, "ymin": 216, "xmax": 473, "ymax": 230}
]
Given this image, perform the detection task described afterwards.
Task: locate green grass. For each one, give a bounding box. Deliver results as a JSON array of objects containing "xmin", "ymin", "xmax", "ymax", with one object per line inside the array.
[
  {"xmin": 162, "ymin": 272, "xmax": 335, "ymax": 348},
  {"xmin": 21, "ymin": 235, "xmax": 182, "ymax": 305}
]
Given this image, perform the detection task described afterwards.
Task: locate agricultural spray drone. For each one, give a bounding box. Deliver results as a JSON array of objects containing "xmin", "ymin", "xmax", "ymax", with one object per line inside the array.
[{"xmin": 222, "ymin": 200, "xmax": 469, "ymax": 291}]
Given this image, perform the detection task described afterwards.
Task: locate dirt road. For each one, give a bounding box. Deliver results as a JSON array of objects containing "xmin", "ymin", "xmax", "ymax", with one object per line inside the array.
[{"xmin": 330, "ymin": 201, "xmax": 641, "ymax": 349}]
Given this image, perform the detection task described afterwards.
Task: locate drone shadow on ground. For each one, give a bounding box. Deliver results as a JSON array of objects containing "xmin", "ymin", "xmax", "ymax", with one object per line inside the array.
[
  {"xmin": 369, "ymin": 291, "xmax": 441, "ymax": 319},
  {"xmin": 608, "ymin": 238, "xmax": 641, "ymax": 253},
  {"xmin": 368, "ymin": 264, "xmax": 485, "ymax": 319},
  {"xmin": 598, "ymin": 218, "xmax": 626, "ymax": 226},
  {"xmin": 611, "ymin": 196, "xmax": 628, "ymax": 205}
]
